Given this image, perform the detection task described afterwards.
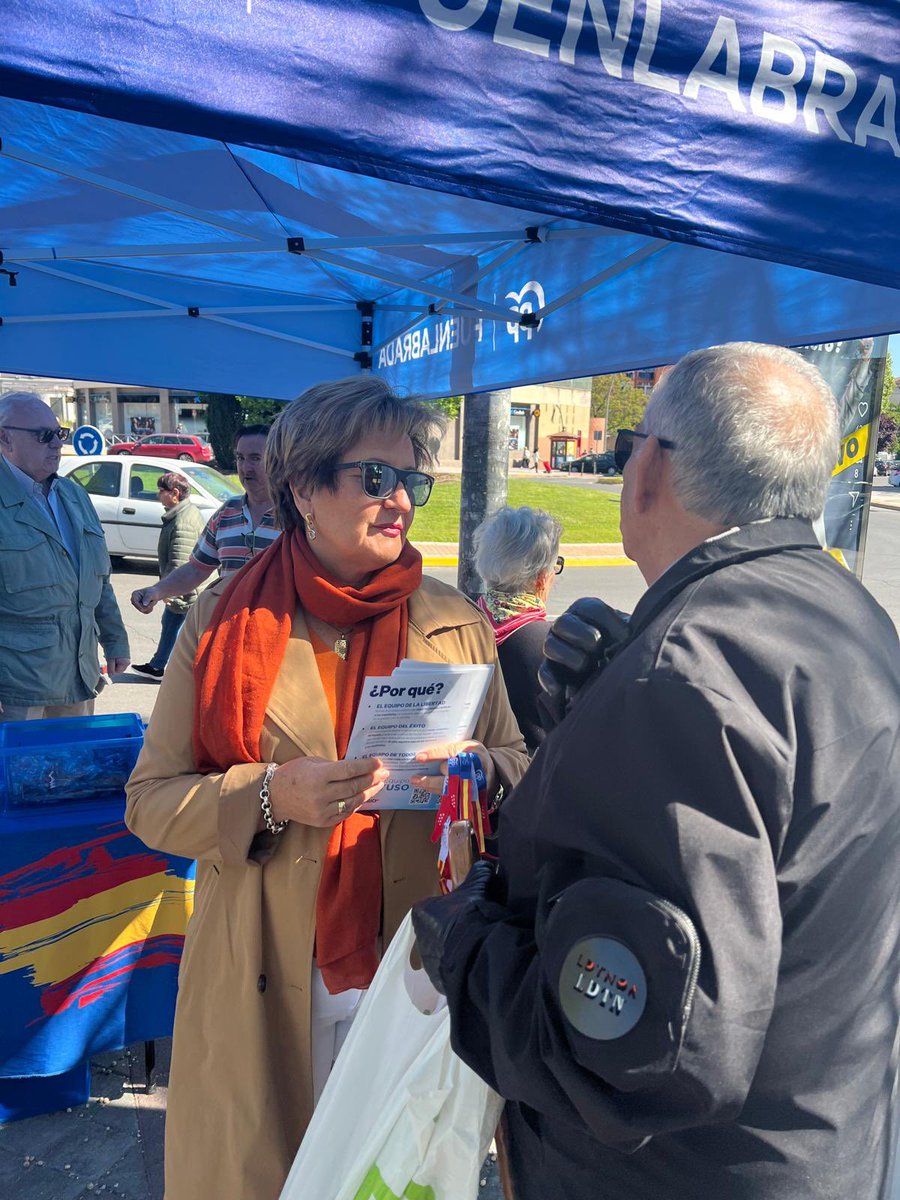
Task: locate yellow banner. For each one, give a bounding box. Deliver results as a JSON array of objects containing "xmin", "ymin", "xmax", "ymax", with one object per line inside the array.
[{"xmin": 832, "ymin": 423, "xmax": 869, "ymax": 476}]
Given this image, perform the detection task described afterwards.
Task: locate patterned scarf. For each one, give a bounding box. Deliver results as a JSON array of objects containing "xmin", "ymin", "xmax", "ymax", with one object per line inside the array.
[{"xmin": 477, "ymin": 590, "xmax": 547, "ymax": 647}]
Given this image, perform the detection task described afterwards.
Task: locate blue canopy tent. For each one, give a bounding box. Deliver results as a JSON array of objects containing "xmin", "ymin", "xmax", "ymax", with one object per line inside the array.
[{"xmin": 0, "ymin": 0, "xmax": 899, "ymax": 399}]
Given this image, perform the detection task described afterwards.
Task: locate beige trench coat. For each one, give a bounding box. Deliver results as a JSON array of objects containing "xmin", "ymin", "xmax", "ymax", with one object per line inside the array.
[{"xmin": 125, "ymin": 574, "xmax": 528, "ymax": 1200}]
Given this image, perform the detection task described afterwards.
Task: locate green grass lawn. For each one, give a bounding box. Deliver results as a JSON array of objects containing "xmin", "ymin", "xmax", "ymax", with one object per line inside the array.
[
  {"xmin": 228, "ymin": 473, "xmax": 623, "ymax": 543},
  {"xmin": 412, "ymin": 479, "xmax": 622, "ymax": 543}
]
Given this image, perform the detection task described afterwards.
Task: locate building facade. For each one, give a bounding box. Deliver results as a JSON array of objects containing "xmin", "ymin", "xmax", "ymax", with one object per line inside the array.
[
  {"xmin": 72, "ymin": 383, "xmax": 208, "ymax": 440},
  {"xmin": 4, "ymin": 371, "xmax": 594, "ymax": 468},
  {"xmin": 0, "ymin": 373, "xmax": 78, "ymax": 425},
  {"xmin": 438, "ymin": 377, "xmax": 593, "ymax": 468}
]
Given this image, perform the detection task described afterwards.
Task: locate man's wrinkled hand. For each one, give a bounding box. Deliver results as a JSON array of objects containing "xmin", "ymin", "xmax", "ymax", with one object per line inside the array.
[
  {"xmin": 537, "ymin": 598, "xmax": 630, "ymax": 730},
  {"xmin": 411, "ymin": 860, "xmax": 495, "ymax": 993},
  {"xmin": 107, "ymin": 657, "xmax": 131, "ymax": 677}
]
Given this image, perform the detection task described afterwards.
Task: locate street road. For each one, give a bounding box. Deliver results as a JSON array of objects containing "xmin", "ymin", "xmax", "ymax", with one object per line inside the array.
[{"xmin": 101, "ymin": 505, "xmax": 900, "ymax": 722}]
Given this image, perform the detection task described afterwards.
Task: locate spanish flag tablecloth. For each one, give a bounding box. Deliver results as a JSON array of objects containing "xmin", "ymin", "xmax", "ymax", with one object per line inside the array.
[{"xmin": 0, "ymin": 803, "xmax": 194, "ymax": 1081}]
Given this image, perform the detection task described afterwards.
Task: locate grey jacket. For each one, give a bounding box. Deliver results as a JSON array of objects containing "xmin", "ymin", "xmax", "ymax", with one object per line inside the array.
[
  {"xmin": 0, "ymin": 458, "xmax": 130, "ymax": 706},
  {"xmin": 158, "ymin": 500, "xmax": 206, "ymax": 613}
]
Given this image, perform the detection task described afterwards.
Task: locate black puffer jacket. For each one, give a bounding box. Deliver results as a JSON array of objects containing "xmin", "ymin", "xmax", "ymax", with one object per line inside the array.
[{"xmin": 441, "ymin": 518, "xmax": 900, "ymax": 1200}]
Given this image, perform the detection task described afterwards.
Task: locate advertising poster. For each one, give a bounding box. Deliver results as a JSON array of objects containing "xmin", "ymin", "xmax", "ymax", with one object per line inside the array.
[{"xmin": 796, "ymin": 337, "xmax": 888, "ymax": 578}]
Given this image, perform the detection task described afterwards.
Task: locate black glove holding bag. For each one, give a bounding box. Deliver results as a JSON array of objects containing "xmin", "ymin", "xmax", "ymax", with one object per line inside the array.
[
  {"xmin": 411, "ymin": 860, "xmax": 495, "ymax": 994},
  {"xmin": 537, "ymin": 597, "xmax": 630, "ymax": 731}
]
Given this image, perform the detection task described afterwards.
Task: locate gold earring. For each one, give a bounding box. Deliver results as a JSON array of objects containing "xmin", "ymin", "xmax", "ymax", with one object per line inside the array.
[{"xmin": 304, "ymin": 512, "xmax": 317, "ymax": 541}]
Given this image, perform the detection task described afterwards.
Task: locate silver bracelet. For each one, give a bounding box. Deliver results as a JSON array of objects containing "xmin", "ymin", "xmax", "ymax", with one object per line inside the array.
[{"xmin": 260, "ymin": 762, "xmax": 287, "ymax": 835}]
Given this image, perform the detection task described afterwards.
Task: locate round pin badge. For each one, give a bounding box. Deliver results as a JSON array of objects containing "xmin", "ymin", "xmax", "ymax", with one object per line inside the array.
[{"xmin": 558, "ymin": 936, "xmax": 647, "ymax": 1040}]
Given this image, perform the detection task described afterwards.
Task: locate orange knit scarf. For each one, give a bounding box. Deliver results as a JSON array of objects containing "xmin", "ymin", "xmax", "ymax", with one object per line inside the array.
[{"xmin": 193, "ymin": 527, "xmax": 422, "ymax": 993}]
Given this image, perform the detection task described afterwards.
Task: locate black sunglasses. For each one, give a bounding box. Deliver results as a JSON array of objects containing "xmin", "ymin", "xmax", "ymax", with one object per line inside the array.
[
  {"xmin": 554, "ymin": 555, "xmax": 565, "ymax": 576},
  {"xmin": 614, "ymin": 428, "xmax": 677, "ymax": 473},
  {"xmin": 334, "ymin": 460, "xmax": 435, "ymax": 507},
  {"xmin": 2, "ymin": 424, "xmax": 71, "ymax": 445}
]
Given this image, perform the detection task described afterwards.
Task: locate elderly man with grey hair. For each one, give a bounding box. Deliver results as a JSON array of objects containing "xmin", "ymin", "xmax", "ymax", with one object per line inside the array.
[
  {"xmin": 412, "ymin": 342, "xmax": 900, "ymax": 1200},
  {"xmin": 0, "ymin": 391, "xmax": 129, "ymax": 719},
  {"xmin": 474, "ymin": 505, "xmax": 562, "ymax": 753}
]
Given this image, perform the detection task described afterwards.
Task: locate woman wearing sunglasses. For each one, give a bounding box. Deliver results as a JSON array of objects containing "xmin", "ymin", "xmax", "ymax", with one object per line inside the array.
[{"xmin": 125, "ymin": 376, "xmax": 528, "ymax": 1200}]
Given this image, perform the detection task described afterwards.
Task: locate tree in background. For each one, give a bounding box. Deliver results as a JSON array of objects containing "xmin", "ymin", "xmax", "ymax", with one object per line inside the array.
[
  {"xmin": 204, "ymin": 393, "xmax": 243, "ymax": 471},
  {"xmin": 203, "ymin": 394, "xmax": 283, "ymax": 470},
  {"xmin": 591, "ymin": 374, "xmax": 649, "ymax": 441},
  {"xmin": 877, "ymin": 413, "xmax": 898, "ymax": 454},
  {"xmin": 882, "ymin": 350, "xmax": 896, "ymax": 410},
  {"xmin": 237, "ymin": 395, "xmax": 284, "ymax": 426},
  {"xmin": 431, "ymin": 395, "xmax": 461, "ymax": 422}
]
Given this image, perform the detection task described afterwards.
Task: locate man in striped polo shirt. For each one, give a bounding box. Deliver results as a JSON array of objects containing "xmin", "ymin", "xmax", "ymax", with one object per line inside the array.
[{"xmin": 131, "ymin": 425, "xmax": 280, "ymax": 626}]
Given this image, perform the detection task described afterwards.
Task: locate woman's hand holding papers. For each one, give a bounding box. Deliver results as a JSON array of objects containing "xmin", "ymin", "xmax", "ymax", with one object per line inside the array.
[
  {"xmin": 267, "ymin": 756, "xmax": 390, "ymax": 828},
  {"xmin": 410, "ymin": 741, "xmax": 496, "ymax": 798}
]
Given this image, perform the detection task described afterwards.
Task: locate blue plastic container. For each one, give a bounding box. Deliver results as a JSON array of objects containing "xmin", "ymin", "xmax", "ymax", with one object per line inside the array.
[
  {"xmin": 0, "ymin": 713, "xmax": 144, "ymax": 814},
  {"xmin": 0, "ymin": 1060, "xmax": 92, "ymax": 1123}
]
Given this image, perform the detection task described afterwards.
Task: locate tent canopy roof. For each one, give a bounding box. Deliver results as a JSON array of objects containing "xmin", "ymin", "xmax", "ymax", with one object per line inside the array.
[{"xmin": 1, "ymin": 2, "xmax": 899, "ymax": 398}]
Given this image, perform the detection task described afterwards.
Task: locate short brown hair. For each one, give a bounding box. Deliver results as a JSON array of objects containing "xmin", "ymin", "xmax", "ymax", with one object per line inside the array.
[
  {"xmin": 157, "ymin": 472, "xmax": 191, "ymax": 501},
  {"xmin": 266, "ymin": 377, "xmax": 445, "ymax": 533}
]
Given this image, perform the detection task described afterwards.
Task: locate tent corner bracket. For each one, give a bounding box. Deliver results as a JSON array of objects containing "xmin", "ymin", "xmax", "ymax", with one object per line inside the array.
[
  {"xmin": 287, "ymin": 236, "xmax": 306, "ymax": 254},
  {"xmin": 354, "ymin": 350, "xmax": 372, "ymax": 370},
  {"xmin": 357, "ymin": 300, "xmax": 374, "ymax": 347}
]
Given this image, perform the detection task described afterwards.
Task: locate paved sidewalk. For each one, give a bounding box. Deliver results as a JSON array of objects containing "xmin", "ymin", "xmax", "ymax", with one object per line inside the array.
[
  {"xmin": 0, "ymin": 1043, "xmax": 169, "ymax": 1200},
  {"xmin": 871, "ymin": 488, "xmax": 900, "ymax": 510},
  {"xmin": 0, "ymin": 1042, "xmax": 504, "ymax": 1199}
]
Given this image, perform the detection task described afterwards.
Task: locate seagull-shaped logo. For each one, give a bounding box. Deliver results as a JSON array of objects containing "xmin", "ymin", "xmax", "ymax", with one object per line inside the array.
[{"xmin": 505, "ymin": 280, "xmax": 545, "ymax": 343}]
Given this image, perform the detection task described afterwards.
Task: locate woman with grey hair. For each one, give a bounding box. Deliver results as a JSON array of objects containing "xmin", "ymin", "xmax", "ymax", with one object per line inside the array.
[
  {"xmin": 474, "ymin": 505, "xmax": 563, "ymax": 752},
  {"xmin": 125, "ymin": 375, "xmax": 528, "ymax": 1200}
]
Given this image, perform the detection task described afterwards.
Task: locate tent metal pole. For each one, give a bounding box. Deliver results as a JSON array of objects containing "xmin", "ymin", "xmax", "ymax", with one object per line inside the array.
[
  {"xmin": 299, "ymin": 248, "xmax": 522, "ymax": 325},
  {"xmin": 457, "ymin": 389, "xmax": 510, "ymax": 598},
  {"xmin": 369, "ymin": 235, "xmax": 537, "ymax": 354},
  {"xmin": 3, "ymin": 303, "xmax": 357, "ymax": 324},
  {"xmin": 2, "ymin": 240, "xmax": 286, "ymax": 261},
  {"xmin": 530, "ymin": 241, "xmax": 669, "ymax": 322},
  {"xmin": 201, "ymin": 314, "xmax": 356, "ymax": 358},
  {"xmin": 0, "ymin": 142, "xmax": 265, "ymax": 241},
  {"xmin": 2, "ymin": 224, "xmax": 619, "ymax": 267},
  {"xmin": 302, "ymin": 228, "xmax": 529, "ymax": 250},
  {"xmin": 18, "ymin": 260, "xmax": 182, "ymax": 310}
]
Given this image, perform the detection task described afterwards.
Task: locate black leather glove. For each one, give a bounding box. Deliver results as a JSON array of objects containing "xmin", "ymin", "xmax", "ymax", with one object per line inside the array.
[
  {"xmin": 537, "ymin": 597, "xmax": 631, "ymax": 731},
  {"xmin": 411, "ymin": 860, "xmax": 495, "ymax": 994}
]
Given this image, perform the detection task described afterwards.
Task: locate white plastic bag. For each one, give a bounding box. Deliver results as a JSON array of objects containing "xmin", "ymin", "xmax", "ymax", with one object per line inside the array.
[{"xmin": 280, "ymin": 912, "xmax": 503, "ymax": 1200}]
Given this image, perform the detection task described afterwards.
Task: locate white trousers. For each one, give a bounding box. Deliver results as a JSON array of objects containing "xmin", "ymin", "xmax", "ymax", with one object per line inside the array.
[{"xmin": 310, "ymin": 964, "xmax": 365, "ymax": 1104}]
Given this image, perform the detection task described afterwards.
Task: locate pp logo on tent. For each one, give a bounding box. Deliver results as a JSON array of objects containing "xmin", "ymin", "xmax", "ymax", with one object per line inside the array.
[{"xmin": 505, "ymin": 281, "xmax": 544, "ymax": 343}]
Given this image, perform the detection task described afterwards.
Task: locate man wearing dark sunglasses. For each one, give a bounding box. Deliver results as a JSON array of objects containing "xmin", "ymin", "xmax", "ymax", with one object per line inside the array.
[
  {"xmin": 0, "ymin": 391, "xmax": 130, "ymax": 720},
  {"xmin": 413, "ymin": 343, "xmax": 900, "ymax": 1200}
]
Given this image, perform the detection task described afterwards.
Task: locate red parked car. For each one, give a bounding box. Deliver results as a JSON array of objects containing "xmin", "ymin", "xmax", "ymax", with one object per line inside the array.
[{"xmin": 108, "ymin": 434, "xmax": 213, "ymax": 463}]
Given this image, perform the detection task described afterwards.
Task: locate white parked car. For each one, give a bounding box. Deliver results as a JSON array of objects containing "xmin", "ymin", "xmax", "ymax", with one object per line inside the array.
[
  {"xmin": 889, "ymin": 462, "xmax": 900, "ymax": 488},
  {"xmin": 58, "ymin": 455, "xmax": 240, "ymax": 560}
]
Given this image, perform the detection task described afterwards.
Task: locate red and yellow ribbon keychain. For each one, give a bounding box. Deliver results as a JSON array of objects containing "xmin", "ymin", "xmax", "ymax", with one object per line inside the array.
[{"xmin": 431, "ymin": 752, "xmax": 492, "ymax": 892}]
